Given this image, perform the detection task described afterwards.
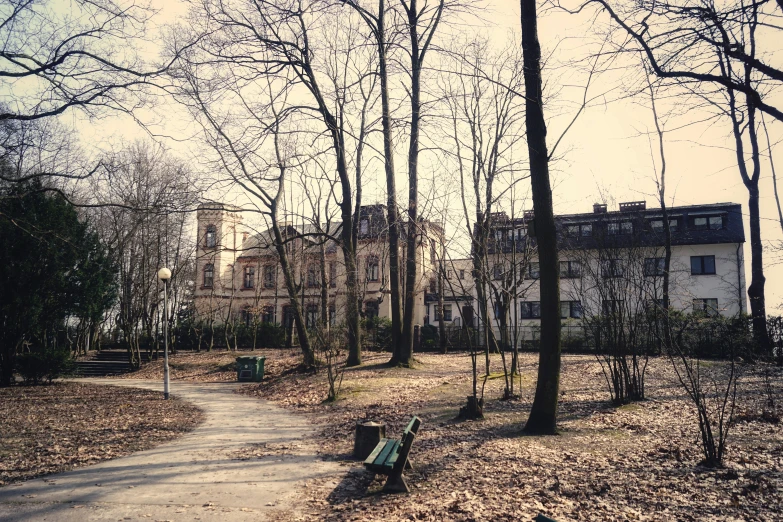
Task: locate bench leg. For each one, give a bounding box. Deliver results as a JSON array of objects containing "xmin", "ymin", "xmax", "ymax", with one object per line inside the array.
[{"xmin": 382, "ymin": 471, "xmax": 410, "ymax": 494}]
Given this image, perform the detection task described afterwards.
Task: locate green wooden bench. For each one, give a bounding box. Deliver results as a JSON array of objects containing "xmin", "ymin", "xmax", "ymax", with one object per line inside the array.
[{"xmin": 363, "ymin": 416, "xmax": 421, "ymax": 493}]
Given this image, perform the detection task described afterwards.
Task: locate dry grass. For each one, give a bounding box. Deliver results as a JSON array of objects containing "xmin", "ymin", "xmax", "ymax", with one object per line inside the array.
[
  {"xmin": 246, "ymin": 351, "xmax": 783, "ymax": 521},
  {"xmin": 0, "ymin": 382, "xmax": 203, "ymax": 486}
]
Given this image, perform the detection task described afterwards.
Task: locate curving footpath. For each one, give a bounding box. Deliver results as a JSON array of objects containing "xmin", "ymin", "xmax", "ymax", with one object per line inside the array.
[{"xmin": 0, "ymin": 379, "xmax": 340, "ymax": 521}]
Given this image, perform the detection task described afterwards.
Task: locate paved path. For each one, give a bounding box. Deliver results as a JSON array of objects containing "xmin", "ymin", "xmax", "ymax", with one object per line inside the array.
[{"xmin": 0, "ymin": 380, "xmax": 341, "ymax": 521}]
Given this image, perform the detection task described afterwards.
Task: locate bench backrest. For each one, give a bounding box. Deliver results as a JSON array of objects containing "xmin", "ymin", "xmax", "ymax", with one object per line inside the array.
[{"xmin": 394, "ymin": 416, "xmax": 421, "ymax": 473}]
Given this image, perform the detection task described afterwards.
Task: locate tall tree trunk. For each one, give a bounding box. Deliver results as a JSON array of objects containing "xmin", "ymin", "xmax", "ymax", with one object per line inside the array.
[
  {"xmin": 747, "ymin": 183, "xmax": 769, "ymax": 352},
  {"xmin": 378, "ymin": 0, "xmax": 404, "ymax": 362},
  {"xmin": 521, "ymin": 0, "xmax": 561, "ymax": 435},
  {"xmin": 399, "ymin": 0, "xmax": 423, "ymax": 367}
]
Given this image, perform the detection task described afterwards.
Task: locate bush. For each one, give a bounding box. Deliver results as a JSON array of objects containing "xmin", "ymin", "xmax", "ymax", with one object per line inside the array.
[
  {"xmin": 420, "ymin": 324, "xmax": 439, "ymax": 351},
  {"xmin": 15, "ymin": 348, "xmax": 75, "ymax": 384}
]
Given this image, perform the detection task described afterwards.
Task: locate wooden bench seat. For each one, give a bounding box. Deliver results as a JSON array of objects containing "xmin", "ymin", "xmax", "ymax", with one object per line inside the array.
[{"xmin": 364, "ymin": 416, "xmax": 421, "ymax": 493}]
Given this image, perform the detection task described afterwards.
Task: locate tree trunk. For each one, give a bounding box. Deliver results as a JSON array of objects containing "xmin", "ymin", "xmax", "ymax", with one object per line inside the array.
[
  {"xmin": 271, "ymin": 219, "xmax": 314, "ymax": 367},
  {"xmin": 398, "ymin": 0, "xmax": 422, "ymax": 368},
  {"xmin": 521, "ymin": 0, "xmax": 561, "ymax": 435},
  {"xmin": 378, "ymin": 0, "xmax": 404, "ymax": 362},
  {"xmin": 747, "ymin": 183, "xmax": 770, "ymax": 353}
]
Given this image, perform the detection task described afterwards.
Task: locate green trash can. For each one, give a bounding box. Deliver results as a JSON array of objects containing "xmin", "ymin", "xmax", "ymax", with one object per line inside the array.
[{"xmin": 236, "ymin": 356, "xmax": 266, "ymax": 382}]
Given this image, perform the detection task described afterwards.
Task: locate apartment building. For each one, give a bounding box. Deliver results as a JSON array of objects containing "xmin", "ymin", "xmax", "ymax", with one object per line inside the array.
[{"xmin": 427, "ymin": 201, "xmax": 747, "ymax": 331}]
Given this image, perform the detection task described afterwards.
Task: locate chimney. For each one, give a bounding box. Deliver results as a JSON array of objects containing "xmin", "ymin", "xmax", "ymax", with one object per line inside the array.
[
  {"xmin": 593, "ymin": 203, "xmax": 607, "ymax": 214},
  {"xmin": 618, "ymin": 201, "xmax": 646, "ymax": 212}
]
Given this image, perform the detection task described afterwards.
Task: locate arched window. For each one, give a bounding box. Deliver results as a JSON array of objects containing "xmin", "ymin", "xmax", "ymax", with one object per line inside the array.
[
  {"xmin": 205, "ymin": 225, "xmax": 217, "ymax": 248},
  {"xmin": 203, "ymin": 263, "xmax": 214, "ymax": 288}
]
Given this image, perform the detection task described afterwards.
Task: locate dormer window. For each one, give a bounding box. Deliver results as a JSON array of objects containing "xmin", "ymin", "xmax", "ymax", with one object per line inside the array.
[
  {"xmin": 360, "ymin": 219, "xmax": 369, "ymax": 235},
  {"xmin": 607, "ymin": 221, "xmax": 632, "ymax": 235},
  {"xmin": 650, "ymin": 219, "xmax": 678, "ymax": 233},
  {"xmin": 693, "ymin": 215, "xmax": 724, "ymax": 230},
  {"xmin": 565, "ymin": 224, "xmax": 592, "ymax": 237},
  {"xmin": 205, "ymin": 225, "xmax": 217, "ymax": 248}
]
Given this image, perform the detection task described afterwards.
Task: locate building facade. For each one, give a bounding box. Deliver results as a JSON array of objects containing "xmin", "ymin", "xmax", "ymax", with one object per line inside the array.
[
  {"xmin": 427, "ymin": 202, "xmax": 747, "ymax": 336},
  {"xmin": 193, "ymin": 203, "xmax": 440, "ymax": 328}
]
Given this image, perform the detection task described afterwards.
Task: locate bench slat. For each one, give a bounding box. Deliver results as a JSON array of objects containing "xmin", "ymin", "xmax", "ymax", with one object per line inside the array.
[
  {"xmin": 374, "ymin": 439, "xmax": 400, "ymax": 467},
  {"xmin": 364, "ymin": 438, "xmax": 392, "ymax": 467}
]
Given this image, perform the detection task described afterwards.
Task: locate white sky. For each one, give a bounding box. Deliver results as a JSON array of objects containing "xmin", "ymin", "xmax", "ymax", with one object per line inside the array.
[{"xmin": 69, "ymin": 0, "xmax": 783, "ymax": 311}]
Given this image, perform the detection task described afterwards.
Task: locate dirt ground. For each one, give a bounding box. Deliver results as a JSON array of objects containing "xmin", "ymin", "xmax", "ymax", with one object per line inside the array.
[
  {"xmin": 113, "ymin": 348, "xmax": 783, "ymax": 521},
  {"xmin": 0, "ymin": 382, "xmax": 203, "ymax": 486}
]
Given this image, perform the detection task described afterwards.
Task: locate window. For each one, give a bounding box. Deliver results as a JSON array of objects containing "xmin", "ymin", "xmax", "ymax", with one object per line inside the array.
[
  {"xmin": 520, "ymin": 301, "xmax": 541, "ymax": 319},
  {"xmin": 367, "ymin": 257, "xmax": 379, "ymax": 282},
  {"xmin": 205, "ymin": 225, "xmax": 217, "ymax": 248},
  {"xmin": 608, "ymin": 221, "xmax": 632, "ymax": 235},
  {"xmin": 458, "ymin": 269, "xmax": 465, "ymax": 280},
  {"xmin": 528, "ymin": 262, "xmax": 540, "ymax": 279},
  {"xmin": 693, "ymin": 298, "xmax": 719, "ymax": 316},
  {"xmin": 429, "ymin": 278, "xmax": 436, "ymax": 293},
  {"xmin": 365, "ymin": 300, "xmax": 379, "ymax": 319},
  {"xmin": 243, "ymin": 266, "xmax": 255, "ymax": 289},
  {"xmin": 263, "ymin": 265, "xmax": 276, "ymax": 288},
  {"xmin": 559, "ymin": 261, "xmax": 581, "ymax": 278},
  {"xmin": 602, "ymin": 300, "xmax": 624, "ymax": 315},
  {"xmin": 650, "ymin": 219, "xmax": 678, "ymax": 233},
  {"xmin": 581, "ymin": 224, "xmax": 593, "ymax": 236},
  {"xmin": 306, "ymin": 305, "xmax": 319, "ymax": 328},
  {"xmin": 644, "ymin": 257, "xmax": 665, "ymax": 277},
  {"xmin": 646, "ymin": 299, "xmax": 666, "ymax": 313},
  {"xmin": 436, "ymin": 304, "xmax": 453, "ymax": 321},
  {"xmin": 360, "ymin": 218, "xmax": 369, "ymax": 235},
  {"xmin": 329, "ymin": 262, "xmax": 337, "ymax": 288},
  {"xmin": 601, "ymin": 259, "xmax": 624, "ymax": 278},
  {"xmin": 261, "ymin": 306, "xmax": 275, "ymax": 324},
  {"xmin": 329, "ymin": 304, "xmax": 336, "ymax": 326},
  {"xmin": 493, "ymin": 264, "xmax": 504, "ymax": 280},
  {"xmin": 446, "ymin": 270, "xmax": 453, "ymax": 280},
  {"xmin": 565, "ymin": 224, "xmax": 592, "ymax": 237},
  {"xmin": 560, "ymin": 301, "xmax": 582, "ymax": 319},
  {"xmin": 495, "ymin": 229, "xmax": 505, "ymax": 242},
  {"xmin": 694, "ymin": 216, "xmax": 724, "ymax": 230},
  {"xmin": 691, "ymin": 255, "xmax": 716, "ymax": 275},
  {"xmin": 515, "ymin": 228, "xmax": 526, "ymax": 240},
  {"xmin": 203, "ymin": 264, "xmax": 214, "ymax": 288},
  {"xmin": 306, "ymin": 265, "xmax": 320, "ymax": 287},
  {"xmin": 240, "ymin": 308, "xmax": 253, "ymax": 327}
]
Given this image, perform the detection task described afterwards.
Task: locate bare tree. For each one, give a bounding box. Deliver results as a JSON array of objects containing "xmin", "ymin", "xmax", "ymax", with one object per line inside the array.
[
  {"xmin": 520, "ymin": 0, "xmax": 562, "ymax": 435},
  {"xmin": 171, "ymin": 0, "xmax": 377, "ymax": 367},
  {"xmin": 565, "ymin": 0, "xmax": 780, "ymax": 353},
  {"xmin": 92, "ymin": 142, "xmax": 198, "ymax": 368}
]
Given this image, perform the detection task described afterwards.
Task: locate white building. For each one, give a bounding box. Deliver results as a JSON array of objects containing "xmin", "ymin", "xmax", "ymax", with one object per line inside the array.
[{"xmin": 427, "ymin": 202, "xmax": 747, "ymax": 339}]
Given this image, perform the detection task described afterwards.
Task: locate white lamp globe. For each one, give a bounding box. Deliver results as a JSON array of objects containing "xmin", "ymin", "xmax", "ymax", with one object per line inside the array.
[{"xmin": 157, "ymin": 267, "xmax": 172, "ymax": 281}]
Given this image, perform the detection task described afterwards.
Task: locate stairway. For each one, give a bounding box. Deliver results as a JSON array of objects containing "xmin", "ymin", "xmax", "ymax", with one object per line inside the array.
[{"xmin": 74, "ymin": 349, "xmax": 152, "ymax": 377}]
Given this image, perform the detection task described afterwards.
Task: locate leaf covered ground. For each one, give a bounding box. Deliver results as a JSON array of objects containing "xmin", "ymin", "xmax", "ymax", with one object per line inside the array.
[
  {"xmin": 0, "ymin": 382, "xmax": 203, "ymax": 486},
  {"xmin": 111, "ymin": 348, "xmax": 783, "ymax": 520}
]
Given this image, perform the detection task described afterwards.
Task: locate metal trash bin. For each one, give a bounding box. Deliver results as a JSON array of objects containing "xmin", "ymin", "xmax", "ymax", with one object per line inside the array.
[{"xmin": 236, "ymin": 356, "xmax": 266, "ymax": 382}]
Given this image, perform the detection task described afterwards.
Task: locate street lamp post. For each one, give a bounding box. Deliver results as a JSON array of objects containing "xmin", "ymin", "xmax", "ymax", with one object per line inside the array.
[{"xmin": 157, "ymin": 267, "xmax": 172, "ymax": 400}]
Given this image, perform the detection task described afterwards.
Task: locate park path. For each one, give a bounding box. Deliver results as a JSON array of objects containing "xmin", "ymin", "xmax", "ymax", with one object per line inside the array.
[{"xmin": 0, "ymin": 379, "xmax": 341, "ymax": 521}]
